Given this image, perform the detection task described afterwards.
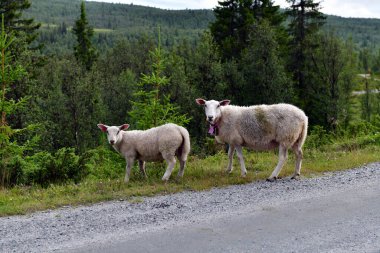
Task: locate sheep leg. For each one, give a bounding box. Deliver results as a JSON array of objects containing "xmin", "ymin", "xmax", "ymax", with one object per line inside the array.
[
  {"xmin": 226, "ymin": 145, "xmax": 235, "ymax": 173},
  {"xmin": 162, "ymin": 155, "xmax": 176, "ymax": 181},
  {"xmin": 177, "ymin": 160, "xmax": 186, "ymax": 178},
  {"xmin": 125, "ymin": 158, "xmax": 135, "ymax": 183},
  {"xmin": 138, "ymin": 160, "xmax": 147, "ymax": 179},
  {"xmin": 235, "ymin": 146, "xmax": 247, "ymax": 177},
  {"xmin": 291, "ymin": 147, "xmax": 303, "ymax": 179},
  {"xmin": 267, "ymin": 145, "xmax": 288, "ymax": 182}
]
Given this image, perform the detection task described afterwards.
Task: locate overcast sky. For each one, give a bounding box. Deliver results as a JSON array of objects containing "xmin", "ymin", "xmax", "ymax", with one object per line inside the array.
[{"xmin": 88, "ymin": 0, "xmax": 380, "ymax": 19}]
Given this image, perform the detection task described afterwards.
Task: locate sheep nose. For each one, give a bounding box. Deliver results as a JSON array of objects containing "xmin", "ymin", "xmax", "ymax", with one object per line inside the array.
[
  {"xmin": 110, "ymin": 140, "xmax": 115, "ymax": 145},
  {"xmin": 208, "ymin": 116, "xmax": 213, "ymax": 122}
]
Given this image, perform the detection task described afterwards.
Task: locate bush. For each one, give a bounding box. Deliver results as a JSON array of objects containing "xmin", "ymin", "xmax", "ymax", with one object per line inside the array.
[
  {"xmin": 80, "ymin": 146, "xmax": 125, "ymax": 180},
  {"xmin": 22, "ymin": 148, "xmax": 83, "ymax": 186},
  {"xmin": 305, "ymin": 125, "xmax": 333, "ymax": 149}
]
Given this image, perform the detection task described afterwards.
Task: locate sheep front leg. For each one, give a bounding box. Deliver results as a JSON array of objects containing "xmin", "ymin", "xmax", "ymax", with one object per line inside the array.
[
  {"xmin": 125, "ymin": 157, "xmax": 135, "ymax": 183},
  {"xmin": 235, "ymin": 146, "xmax": 247, "ymax": 177},
  {"xmin": 162, "ymin": 155, "xmax": 176, "ymax": 181},
  {"xmin": 138, "ymin": 160, "xmax": 147, "ymax": 179},
  {"xmin": 226, "ymin": 145, "xmax": 235, "ymax": 174}
]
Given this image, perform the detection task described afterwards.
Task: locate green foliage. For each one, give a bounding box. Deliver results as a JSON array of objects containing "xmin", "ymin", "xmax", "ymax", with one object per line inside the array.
[
  {"xmin": 0, "ymin": 14, "xmax": 32, "ymax": 188},
  {"xmin": 80, "ymin": 146, "xmax": 124, "ymax": 180},
  {"xmin": 305, "ymin": 125, "xmax": 332, "ymax": 149},
  {"xmin": 241, "ymin": 20, "xmax": 293, "ymax": 105},
  {"xmin": 22, "ymin": 148, "xmax": 84, "ymax": 187},
  {"xmin": 128, "ymin": 35, "xmax": 191, "ymax": 129},
  {"xmin": 72, "ymin": 1, "xmax": 98, "ymax": 70}
]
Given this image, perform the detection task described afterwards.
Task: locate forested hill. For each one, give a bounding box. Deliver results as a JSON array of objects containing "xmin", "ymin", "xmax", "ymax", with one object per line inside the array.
[{"xmin": 26, "ymin": 0, "xmax": 380, "ymax": 54}]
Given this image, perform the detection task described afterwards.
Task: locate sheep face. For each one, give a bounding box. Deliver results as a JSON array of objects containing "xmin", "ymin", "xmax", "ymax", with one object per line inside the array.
[
  {"xmin": 97, "ymin": 124, "xmax": 129, "ymax": 146},
  {"xmin": 196, "ymin": 98, "xmax": 230, "ymax": 124}
]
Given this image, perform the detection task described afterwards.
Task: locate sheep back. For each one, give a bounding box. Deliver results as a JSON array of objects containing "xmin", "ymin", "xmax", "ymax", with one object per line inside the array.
[
  {"xmin": 218, "ymin": 104, "xmax": 307, "ymax": 150},
  {"xmin": 119, "ymin": 123, "xmax": 187, "ymax": 161}
]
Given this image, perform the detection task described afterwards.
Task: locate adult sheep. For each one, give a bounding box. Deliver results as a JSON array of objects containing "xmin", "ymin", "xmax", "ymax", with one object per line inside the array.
[
  {"xmin": 97, "ymin": 123, "xmax": 190, "ymax": 183},
  {"xmin": 196, "ymin": 99, "xmax": 308, "ymax": 181}
]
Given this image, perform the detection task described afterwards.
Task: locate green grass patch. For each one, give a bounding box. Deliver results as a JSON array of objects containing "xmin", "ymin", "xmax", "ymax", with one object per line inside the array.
[{"xmin": 0, "ymin": 144, "xmax": 379, "ymax": 217}]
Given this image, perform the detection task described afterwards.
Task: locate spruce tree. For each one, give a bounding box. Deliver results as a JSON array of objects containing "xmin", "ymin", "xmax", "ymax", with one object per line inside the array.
[
  {"xmin": 0, "ymin": 0, "xmax": 40, "ymax": 49},
  {"xmin": 210, "ymin": 0, "xmax": 286, "ymax": 61},
  {"xmin": 128, "ymin": 31, "xmax": 190, "ymax": 130},
  {"xmin": 72, "ymin": 1, "xmax": 97, "ymax": 70},
  {"xmin": 286, "ymin": 0, "xmax": 326, "ymax": 108}
]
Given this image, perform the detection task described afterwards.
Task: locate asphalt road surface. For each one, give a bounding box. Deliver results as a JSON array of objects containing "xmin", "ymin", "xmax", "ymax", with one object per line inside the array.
[{"xmin": 1, "ymin": 162, "xmax": 380, "ymax": 253}]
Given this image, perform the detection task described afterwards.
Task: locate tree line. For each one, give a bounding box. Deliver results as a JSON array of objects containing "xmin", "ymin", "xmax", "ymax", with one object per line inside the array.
[{"xmin": 1, "ymin": 0, "xmax": 380, "ymax": 187}]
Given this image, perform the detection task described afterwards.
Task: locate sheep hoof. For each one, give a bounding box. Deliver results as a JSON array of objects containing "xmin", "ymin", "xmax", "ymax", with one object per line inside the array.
[
  {"xmin": 291, "ymin": 174, "xmax": 301, "ymax": 180},
  {"xmin": 266, "ymin": 177, "xmax": 277, "ymax": 182}
]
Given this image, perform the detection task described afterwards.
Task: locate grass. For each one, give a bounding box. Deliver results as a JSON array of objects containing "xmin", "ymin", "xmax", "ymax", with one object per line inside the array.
[{"xmin": 0, "ymin": 143, "xmax": 379, "ymax": 217}]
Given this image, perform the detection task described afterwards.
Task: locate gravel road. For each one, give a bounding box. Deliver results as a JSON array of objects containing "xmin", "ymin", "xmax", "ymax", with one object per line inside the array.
[{"xmin": 1, "ymin": 162, "xmax": 380, "ymax": 253}]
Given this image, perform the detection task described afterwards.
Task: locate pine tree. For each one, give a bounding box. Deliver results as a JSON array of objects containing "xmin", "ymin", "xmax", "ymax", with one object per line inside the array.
[
  {"xmin": 210, "ymin": 0, "xmax": 286, "ymax": 61},
  {"xmin": 0, "ymin": 0, "xmax": 41, "ymax": 49},
  {"xmin": 0, "ymin": 15, "xmax": 29, "ymax": 187},
  {"xmin": 128, "ymin": 30, "xmax": 190, "ymax": 130},
  {"xmin": 72, "ymin": 1, "xmax": 98, "ymax": 70},
  {"xmin": 286, "ymin": 0, "xmax": 326, "ymax": 108},
  {"xmin": 241, "ymin": 21, "xmax": 292, "ymax": 105}
]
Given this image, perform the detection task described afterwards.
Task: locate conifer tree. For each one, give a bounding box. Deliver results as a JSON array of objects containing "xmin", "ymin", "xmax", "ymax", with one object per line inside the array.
[
  {"xmin": 286, "ymin": 0, "xmax": 326, "ymax": 108},
  {"xmin": 0, "ymin": 0, "xmax": 40, "ymax": 49},
  {"xmin": 129, "ymin": 30, "xmax": 190, "ymax": 130},
  {"xmin": 72, "ymin": 1, "xmax": 97, "ymax": 70},
  {"xmin": 210, "ymin": 0, "xmax": 285, "ymax": 60}
]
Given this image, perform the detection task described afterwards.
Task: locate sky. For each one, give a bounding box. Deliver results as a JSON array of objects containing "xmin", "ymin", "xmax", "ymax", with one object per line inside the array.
[{"xmin": 88, "ymin": 0, "xmax": 380, "ymax": 19}]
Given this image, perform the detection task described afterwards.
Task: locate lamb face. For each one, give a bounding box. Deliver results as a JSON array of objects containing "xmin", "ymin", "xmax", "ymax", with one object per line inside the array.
[
  {"xmin": 196, "ymin": 98, "xmax": 230, "ymax": 124},
  {"xmin": 97, "ymin": 124, "xmax": 129, "ymax": 146}
]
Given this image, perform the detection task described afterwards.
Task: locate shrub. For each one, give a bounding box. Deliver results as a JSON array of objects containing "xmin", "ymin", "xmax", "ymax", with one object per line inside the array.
[
  {"xmin": 305, "ymin": 125, "xmax": 333, "ymax": 149},
  {"xmin": 22, "ymin": 148, "xmax": 82, "ymax": 187},
  {"xmin": 80, "ymin": 146, "xmax": 125, "ymax": 180}
]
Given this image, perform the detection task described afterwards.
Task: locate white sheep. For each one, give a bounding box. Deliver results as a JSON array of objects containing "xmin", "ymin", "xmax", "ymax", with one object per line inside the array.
[
  {"xmin": 97, "ymin": 123, "xmax": 191, "ymax": 183},
  {"xmin": 196, "ymin": 99, "xmax": 308, "ymax": 181}
]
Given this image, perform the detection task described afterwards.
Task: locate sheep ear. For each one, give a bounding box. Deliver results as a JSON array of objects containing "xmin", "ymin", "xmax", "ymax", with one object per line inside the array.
[
  {"xmin": 196, "ymin": 98, "xmax": 206, "ymax": 105},
  {"xmin": 219, "ymin": 100, "xmax": 231, "ymax": 106},
  {"xmin": 119, "ymin": 124, "xmax": 130, "ymax": 131},
  {"xmin": 97, "ymin": 124, "xmax": 108, "ymax": 132}
]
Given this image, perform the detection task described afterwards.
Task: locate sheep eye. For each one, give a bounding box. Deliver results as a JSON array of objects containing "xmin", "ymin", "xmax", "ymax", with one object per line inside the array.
[
  {"xmin": 106, "ymin": 130, "xmax": 109, "ymax": 135},
  {"xmin": 217, "ymin": 105, "xmax": 220, "ymax": 108},
  {"xmin": 204, "ymin": 105, "xmax": 207, "ymax": 108},
  {"xmin": 117, "ymin": 130, "xmax": 120, "ymax": 135}
]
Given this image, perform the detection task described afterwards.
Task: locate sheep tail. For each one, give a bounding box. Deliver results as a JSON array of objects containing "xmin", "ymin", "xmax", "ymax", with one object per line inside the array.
[
  {"xmin": 178, "ymin": 126, "xmax": 191, "ymax": 161},
  {"xmin": 297, "ymin": 117, "xmax": 308, "ymax": 149}
]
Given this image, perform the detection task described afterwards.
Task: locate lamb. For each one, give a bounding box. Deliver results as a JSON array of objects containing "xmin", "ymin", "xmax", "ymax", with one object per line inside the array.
[
  {"xmin": 196, "ymin": 99, "xmax": 308, "ymax": 181},
  {"xmin": 97, "ymin": 123, "xmax": 191, "ymax": 183}
]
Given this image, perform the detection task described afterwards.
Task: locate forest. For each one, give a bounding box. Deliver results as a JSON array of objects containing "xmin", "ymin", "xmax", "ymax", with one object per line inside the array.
[{"xmin": 0, "ymin": 0, "xmax": 380, "ymax": 214}]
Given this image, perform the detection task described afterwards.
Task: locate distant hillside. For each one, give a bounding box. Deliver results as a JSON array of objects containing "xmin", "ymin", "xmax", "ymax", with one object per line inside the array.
[{"xmin": 25, "ymin": 0, "xmax": 380, "ymax": 54}]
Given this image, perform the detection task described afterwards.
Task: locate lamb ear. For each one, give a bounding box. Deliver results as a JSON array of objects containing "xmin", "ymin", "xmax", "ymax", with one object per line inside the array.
[
  {"xmin": 195, "ymin": 98, "xmax": 206, "ymax": 105},
  {"xmin": 119, "ymin": 124, "xmax": 130, "ymax": 131},
  {"xmin": 97, "ymin": 124, "xmax": 108, "ymax": 132},
  {"xmin": 219, "ymin": 100, "xmax": 231, "ymax": 106}
]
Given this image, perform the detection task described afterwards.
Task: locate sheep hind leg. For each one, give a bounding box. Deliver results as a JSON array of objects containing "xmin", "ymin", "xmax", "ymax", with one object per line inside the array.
[
  {"xmin": 226, "ymin": 145, "xmax": 235, "ymax": 174},
  {"xmin": 177, "ymin": 159, "xmax": 186, "ymax": 179},
  {"xmin": 138, "ymin": 160, "xmax": 147, "ymax": 179},
  {"xmin": 267, "ymin": 145, "xmax": 288, "ymax": 182},
  {"xmin": 235, "ymin": 146, "xmax": 247, "ymax": 177},
  {"xmin": 291, "ymin": 146, "xmax": 303, "ymax": 180},
  {"xmin": 162, "ymin": 155, "xmax": 176, "ymax": 181}
]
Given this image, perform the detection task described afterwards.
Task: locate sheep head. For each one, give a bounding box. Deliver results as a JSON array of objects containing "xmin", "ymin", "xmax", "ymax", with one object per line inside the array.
[
  {"xmin": 97, "ymin": 123, "xmax": 129, "ymax": 146},
  {"xmin": 196, "ymin": 98, "xmax": 230, "ymax": 124}
]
